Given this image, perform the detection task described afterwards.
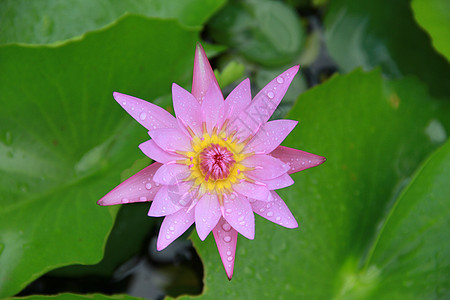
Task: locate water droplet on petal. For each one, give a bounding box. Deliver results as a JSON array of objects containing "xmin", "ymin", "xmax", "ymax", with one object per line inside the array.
[
  {"xmin": 276, "ymin": 216, "xmax": 281, "ymax": 221},
  {"xmin": 225, "ymin": 208, "xmax": 232, "ymax": 214},
  {"xmin": 226, "ymin": 251, "xmax": 232, "ymax": 256},
  {"xmin": 140, "ymin": 196, "xmax": 147, "ymax": 201},
  {"xmin": 169, "ymin": 226, "xmax": 175, "ymax": 231},
  {"xmin": 121, "ymin": 198, "xmax": 129, "ymax": 203},
  {"xmin": 139, "ymin": 112, "xmax": 147, "ymax": 120},
  {"xmin": 267, "ymin": 91, "xmax": 274, "ymax": 99},
  {"xmin": 165, "ymin": 234, "xmax": 171, "ymax": 239},
  {"xmin": 239, "ymin": 221, "xmax": 246, "ymax": 225},
  {"xmin": 227, "ymin": 256, "xmax": 233, "ymax": 262},
  {"xmin": 145, "ymin": 183, "xmax": 152, "ymax": 189},
  {"xmin": 277, "ymin": 77, "xmax": 284, "ymax": 84},
  {"xmin": 224, "ymin": 236, "xmax": 232, "ymax": 243},
  {"xmin": 267, "ymin": 211, "xmax": 274, "ymax": 217},
  {"xmin": 222, "ymin": 223, "xmax": 232, "ymax": 232}
]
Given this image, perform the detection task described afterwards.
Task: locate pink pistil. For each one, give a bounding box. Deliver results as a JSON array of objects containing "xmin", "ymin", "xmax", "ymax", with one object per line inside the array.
[{"xmin": 199, "ymin": 144, "xmax": 235, "ymax": 181}]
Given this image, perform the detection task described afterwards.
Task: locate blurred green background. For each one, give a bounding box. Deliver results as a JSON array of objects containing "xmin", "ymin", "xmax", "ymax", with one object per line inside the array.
[{"xmin": 0, "ymin": 0, "xmax": 449, "ymax": 299}]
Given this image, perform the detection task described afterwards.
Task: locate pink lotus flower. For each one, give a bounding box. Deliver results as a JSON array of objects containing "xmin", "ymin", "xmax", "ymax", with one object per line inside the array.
[{"xmin": 98, "ymin": 44, "xmax": 325, "ymax": 279}]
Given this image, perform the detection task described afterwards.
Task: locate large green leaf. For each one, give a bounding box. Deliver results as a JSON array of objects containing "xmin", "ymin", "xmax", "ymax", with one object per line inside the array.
[
  {"xmin": 14, "ymin": 293, "xmax": 140, "ymax": 300},
  {"xmin": 180, "ymin": 69, "xmax": 448, "ymax": 299},
  {"xmin": 0, "ymin": 15, "xmax": 199, "ymax": 298},
  {"xmin": 324, "ymin": 0, "xmax": 450, "ymax": 98},
  {"xmin": 411, "ymin": 0, "xmax": 450, "ymax": 62},
  {"xmin": 0, "ymin": 0, "xmax": 225, "ymax": 45},
  {"xmin": 355, "ymin": 138, "xmax": 449, "ymax": 298}
]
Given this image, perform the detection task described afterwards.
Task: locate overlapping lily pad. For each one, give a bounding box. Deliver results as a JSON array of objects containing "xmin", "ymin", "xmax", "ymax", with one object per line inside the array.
[
  {"xmin": 0, "ymin": 0, "xmax": 225, "ymax": 45},
  {"xmin": 411, "ymin": 0, "xmax": 450, "ymax": 62},
  {"xmin": 183, "ymin": 69, "xmax": 448, "ymax": 299},
  {"xmin": 324, "ymin": 0, "xmax": 450, "ymax": 98},
  {"xmin": 0, "ymin": 15, "xmax": 199, "ymax": 298}
]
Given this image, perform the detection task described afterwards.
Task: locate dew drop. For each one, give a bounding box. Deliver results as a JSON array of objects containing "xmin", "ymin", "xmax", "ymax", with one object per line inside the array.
[
  {"xmin": 165, "ymin": 234, "xmax": 171, "ymax": 240},
  {"xmin": 225, "ymin": 208, "xmax": 232, "ymax": 214},
  {"xmin": 277, "ymin": 77, "xmax": 284, "ymax": 84},
  {"xmin": 122, "ymin": 101, "xmax": 127, "ymax": 105},
  {"xmin": 238, "ymin": 215, "xmax": 244, "ymax": 221},
  {"xmin": 226, "ymin": 250, "xmax": 232, "ymax": 256},
  {"xmin": 227, "ymin": 256, "xmax": 233, "ymax": 262},
  {"xmin": 222, "ymin": 223, "xmax": 232, "ymax": 232},
  {"xmin": 139, "ymin": 112, "xmax": 147, "ymax": 120},
  {"xmin": 169, "ymin": 226, "xmax": 175, "ymax": 231},
  {"xmin": 121, "ymin": 198, "xmax": 129, "ymax": 203},
  {"xmin": 145, "ymin": 183, "xmax": 152, "ymax": 189},
  {"xmin": 267, "ymin": 91, "xmax": 275, "ymax": 99},
  {"xmin": 276, "ymin": 216, "xmax": 281, "ymax": 221},
  {"xmin": 139, "ymin": 196, "xmax": 147, "ymax": 201},
  {"xmin": 224, "ymin": 236, "xmax": 232, "ymax": 243},
  {"xmin": 267, "ymin": 211, "xmax": 274, "ymax": 217},
  {"xmin": 239, "ymin": 221, "xmax": 246, "ymax": 225}
]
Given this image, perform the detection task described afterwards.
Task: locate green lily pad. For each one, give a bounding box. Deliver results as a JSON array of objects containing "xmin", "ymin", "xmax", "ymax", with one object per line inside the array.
[
  {"xmin": 13, "ymin": 293, "xmax": 140, "ymax": 300},
  {"xmin": 0, "ymin": 0, "xmax": 225, "ymax": 45},
  {"xmin": 0, "ymin": 15, "xmax": 199, "ymax": 298},
  {"xmin": 324, "ymin": 0, "xmax": 450, "ymax": 98},
  {"xmin": 411, "ymin": 0, "xmax": 450, "ymax": 62},
  {"xmin": 181, "ymin": 69, "xmax": 448, "ymax": 299}
]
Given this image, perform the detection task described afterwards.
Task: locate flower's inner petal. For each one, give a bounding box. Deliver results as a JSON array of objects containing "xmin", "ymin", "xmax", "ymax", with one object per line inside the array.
[
  {"xmin": 202, "ymin": 80, "xmax": 224, "ymax": 134},
  {"xmin": 251, "ymin": 191, "xmax": 298, "ymax": 228},
  {"xmin": 231, "ymin": 65, "xmax": 299, "ymax": 140},
  {"xmin": 242, "ymin": 154, "xmax": 290, "ymax": 180},
  {"xmin": 233, "ymin": 181, "xmax": 270, "ymax": 202},
  {"xmin": 220, "ymin": 78, "xmax": 251, "ymax": 129},
  {"xmin": 139, "ymin": 140, "xmax": 181, "ymax": 163},
  {"xmin": 148, "ymin": 128, "xmax": 192, "ymax": 152},
  {"xmin": 148, "ymin": 185, "xmax": 185, "ymax": 217},
  {"xmin": 223, "ymin": 193, "xmax": 255, "ymax": 240},
  {"xmin": 113, "ymin": 92, "xmax": 177, "ymax": 130},
  {"xmin": 249, "ymin": 173, "xmax": 294, "ymax": 190},
  {"xmin": 192, "ymin": 43, "xmax": 220, "ymax": 103},
  {"xmin": 172, "ymin": 83, "xmax": 203, "ymax": 136},
  {"xmin": 157, "ymin": 207, "xmax": 195, "ymax": 251},
  {"xmin": 270, "ymin": 146, "xmax": 326, "ymax": 174},
  {"xmin": 195, "ymin": 193, "xmax": 222, "ymax": 240},
  {"xmin": 245, "ymin": 119, "xmax": 298, "ymax": 154},
  {"xmin": 97, "ymin": 162, "xmax": 161, "ymax": 206},
  {"xmin": 153, "ymin": 163, "xmax": 190, "ymax": 185},
  {"xmin": 213, "ymin": 217, "xmax": 238, "ymax": 280}
]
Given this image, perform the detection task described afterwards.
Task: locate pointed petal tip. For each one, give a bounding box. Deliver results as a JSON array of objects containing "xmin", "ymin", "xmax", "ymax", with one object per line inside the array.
[{"xmin": 227, "ymin": 272, "xmax": 233, "ymax": 280}]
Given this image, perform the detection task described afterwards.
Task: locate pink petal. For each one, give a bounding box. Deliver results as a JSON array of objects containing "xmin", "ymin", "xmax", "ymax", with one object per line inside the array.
[
  {"xmin": 223, "ymin": 194, "xmax": 255, "ymax": 240},
  {"xmin": 172, "ymin": 83, "xmax": 203, "ymax": 136},
  {"xmin": 245, "ymin": 120, "xmax": 298, "ymax": 154},
  {"xmin": 195, "ymin": 193, "xmax": 222, "ymax": 240},
  {"xmin": 148, "ymin": 185, "xmax": 186, "ymax": 217},
  {"xmin": 157, "ymin": 207, "xmax": 195, "ymax": 251},
  {"xmin": 148, "ymin": 127, "xmax": 192, "ymax": 152},
  {"xmin": 139, "ymin": 140, "xmax": 181, "ymax": 163},
  {"xmin": 97, "ymin": 162, "xmax": 162, "ymax": 206},
  {"xmin": 270, "ymin": 146, "xmax": 326, "ymax": 174},
  {"xmin": 213, "ymin": 217, "xmax": 238, "ymax": 280},
  {"xmin": 252, "ymin": 191, "xmax": 298, "ymax": 228},
  {"xmin": 249, "ymin": 173, "xmax": 294, "ymax": 190},
  {"xmin": 242, "ymin": 154, "xmax": 290, "ymax": 180},
  {"xmin": 202, "ymin": 80, "xmax": 224, "ymax": 133},
  {"xmin": 192, "ymin": 43, "xmax": 220, "ymax": 104},
  {"xmin": 220, "ymin": 78, "xmax": 251, "ymax": 128},
  {"xmin": 153, "ymin": 163, "xmax": 190, "ymax": 185},
  {"xmin": 113, "ymin": 92, "xmax": 177, "ymax": 130},
  {"xmin": 233, "ymin": 181, "xmax": 270, "ymax": 202},
  {"xmin": 231, "ymin": 66, "xmax": 299, "ymax": 140}
]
